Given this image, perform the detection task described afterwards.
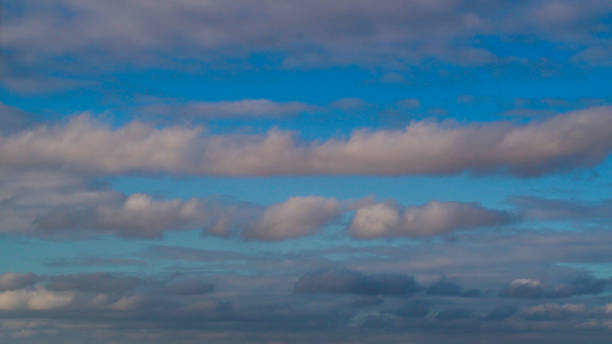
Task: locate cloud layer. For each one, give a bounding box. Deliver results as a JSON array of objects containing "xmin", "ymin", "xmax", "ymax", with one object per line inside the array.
[
  {"xmin": 4, "ymin": 0, "xmax": 611, "ymax": 70},
  {"xmin": 2, "ymin": 106, "xmax": 612, "ymax": 177}
]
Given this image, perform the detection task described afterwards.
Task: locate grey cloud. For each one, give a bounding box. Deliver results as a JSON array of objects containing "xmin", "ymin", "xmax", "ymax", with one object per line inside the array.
[
  {"xmin": 434, "ymin": 308, "xmax": 474, "ymax": 321},
  {"xmin": 521, "ymin": 303, "xmax": 588, "ymax": 321},
  {"xmin": 0, "ymin": 102, "xmax": 34, "ymax": 134},
  {"xmin": 34, "ymin": 193, "xmax": 225, "ymax": 238},
  {"xmin": 162, "ymin": 278, "xmax": 215, "ymax": 295},
  {"xmin": 141, "ymin": 99, "xmax": 316, "ymax": 119},
  {"xmin": 33, "ymin": 189, "xmax": 341, "ymax": 240},
  {"xmin": 1, "ymin": 268, "xmax": 612, "ymax": 343},
  {"xmin": 3, "ymin": 107, "xmax": 612, "ymax": 177},
  {"xmin": 0, "ymin": 273, "xmax": 39, "ymax": 291},
  {"xmin": 46, "ymin": 273, "xmax": 145, "ymax": 293},
  {"xmin": 425, "ymin": 279, "xmax": 480, "ymax": 297},
  {"xmin": 509, "ymin": 196, "xmax": 612, "ymax": 223},
  {"xmin": 1, "ymin": 169, "xmax": 340, "ymax": 240},
  {"xmin": 331, "ymin": 98, "xmax": 369, "ymax": 111},
  {"xmin": 395, "ymin": 301, "xmax": 430, "ymax": 318},
  {"xmin": 0, "ymin": 170, "xmax": 123, "ymax": 235},
  {"xmin": 44, "ymin": 256, "xmax": 146, "ymax": 268},
  {"xmin": 4, "ymin": 0, "xmax": 612, "ymax": 72},
  {"xmin": 348, "ymin": 200, "xmax": 511, "ymax": 238},
  {"xmin": 481, "ymin": 306, "xmax": 516, "ymax": 321},
  {"xmin": 501, "ymin": 276, "xmax": 610, "ymax": 299},
  {"xmin": 294, "ymin": 268, "xmax": 421, "ymax": 295},
  {"xmin": 396, "ymin": 98, "xmax": 421, "ymax": 109}
]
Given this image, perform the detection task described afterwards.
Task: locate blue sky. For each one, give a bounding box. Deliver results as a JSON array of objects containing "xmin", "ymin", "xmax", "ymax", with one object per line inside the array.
[{"xmin": 2, "ymin": 1, "xmax": 612, "ymax": 343}]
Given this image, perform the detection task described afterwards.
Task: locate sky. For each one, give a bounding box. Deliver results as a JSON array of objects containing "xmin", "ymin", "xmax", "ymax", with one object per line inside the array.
[{"xmin": 2, "ymin": 1, "xmax": 612, "ymax": 343}]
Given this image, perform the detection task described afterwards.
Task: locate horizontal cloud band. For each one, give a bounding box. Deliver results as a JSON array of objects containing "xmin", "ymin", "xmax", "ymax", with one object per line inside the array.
[
  {"xmin": 31, "ymin": 193, "xmax": 509, "ymax": 240},
  {"xmin": 1, "ymin": 106, "xmax": 612, "ymax": 177}
]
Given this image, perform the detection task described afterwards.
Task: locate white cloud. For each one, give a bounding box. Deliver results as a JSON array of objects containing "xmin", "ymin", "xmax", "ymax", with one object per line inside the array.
[
  {"xmin": 349, "ymin": 201, "xmax": 511, "ymax": 238},
  {"xmin": 0, "ymin": 288, "xmax": 74, "ymax": 311},
  {"xmin": 2, "ymin": 107, "xmax": 612, "ymax": 177},
  {"xmin": 245, "ymin": 196, "xmax": 341, "ymax": 240}
]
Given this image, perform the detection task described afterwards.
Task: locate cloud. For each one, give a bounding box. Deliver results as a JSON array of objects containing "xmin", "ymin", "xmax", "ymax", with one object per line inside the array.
[
  {"xmin": 0, "ymin": 273, "xmax": 39, "ymax": 291},
  {"xmin": 509, "ymin": 196, "xmax": 612, "ymax": 223},
  {"xmin": 34, "ymin": 193, "xmax": 213, "ymax": 238},
  {"xmin": 25, "ymin": 179, "xmax": 340, "ymax": 240},
  {"xmin": 501, "ymin": 276, "xmax": 610, "ymax": 298},
  {"xmin": 141, "ymin": 99, "xmax": 316, "ymax": 119},
  {"xmin": 522, "ymin": 303, "xmax": 588, "ymax": 320},
  {"xmin": 162, "ymin": 278, "xmax": 215, "ymax": 295},
  {"xmin": 45, "ymin": 273, "xmax": 144, "ymax": 293},
  {"xmin": 0, "ymin": 102, "xmax": 34, "ymax": 134},
  {"xmin": 395, "ymin": 301, "xmax": 430, "ymax": 318},
  {"xmin": 5, "ymin": 0, "xmax": 612, "ymax": 73},
  {"xmin": 244, "ymin": 196, "xmax": 341, "ymax": 241},
  {"xmin": 25, "ymin": 179, "xmax": 255, "ymax": 239},
  {"xmin": 0, "ymin": 288, "xmax": 74, "ymax": 311},
  {"xmin": 7, "ymin": 168, "xmax": 513, "ymax": 241},
  {"xmin": 0, "ymin": 170, "xmax": 123, "ymax": 235},
  {"xmin": 294, "ymin": 268, "xmax": 421, "ymax": 295},
  {"xmin": 348, "ymin": 200, "xmax": 511, "ymax": 238},
  {"xmin": 425, "ymin": 279, "xmax": 480, "ymax": 297},
  {"xmin": 481, "ymin": 306, "xmax": 516, "ymax": 321},
  {"xmin": 331, "ymin": 98, "xmax": 369, "ymax": 111},
  {"xmin": 396, "ymin": 98, "xmax": 421, "ymax": 109},
  {"xmin": 3, "ymin": 107, "xmax": 612, "ymax": 177},
  {"xmin": 44, "ymin": 256, "xmax": 146, "ymax": 267},
  {"xmin": 434, "ymin": 308, "xmax": 474, "ymax": 321}
]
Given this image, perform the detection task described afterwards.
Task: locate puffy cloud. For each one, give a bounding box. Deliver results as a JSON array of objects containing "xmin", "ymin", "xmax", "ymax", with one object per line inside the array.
[
  {"xmin": 0, "ymin": 273, "xmax": 39, "ymax": 291},
  {"xmin": 348, "ymin": 201, "xmax": 511, "ymax": 238},
  {"xmin": 3, "ymin": 107, "xmax": 612, "ymax": 177},
  {"xmin": 29, "ymin": 184, "xmax": 258, "ymax": 239},
  {"xmin": 294, "ymin": 268, "xmax": 421, "ymax": 295},
  {"xmin": 244, "ymin": 196, "xmax": 341, "ymax": 241},
  {"xmin": 34, "ymin": 190, "xmax": 342, "ymax": 240},
  {"xmin": 0, "ymin": 288, "xmax": 74, "ymax": 311},
  {"xmin": 0, "ymin": 115, "xmax": 204, "ymax": 174},
  {"xmin": 35, "ymin": 193, "xmax": 210, "ymax": 238}
]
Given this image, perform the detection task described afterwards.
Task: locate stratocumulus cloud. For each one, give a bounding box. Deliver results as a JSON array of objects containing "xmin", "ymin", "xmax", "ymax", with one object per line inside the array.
[
  {"xmin": 244, "ymin": 196, "xmax": 341, "ymax": 241},
  {"xmin": 294, "ymin": 269, "xmax": 421, "ymax": 295},
  {"xmin": 2, "ymin": 106, "xmax": 612, "ymax": 177},
  {"xmin": 4, "ymin": 0, "xmax": 612, "ymax": 71},
  {"xmin": 348, "ymin": 201, "xmax": 512, "ymax": 238}
]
